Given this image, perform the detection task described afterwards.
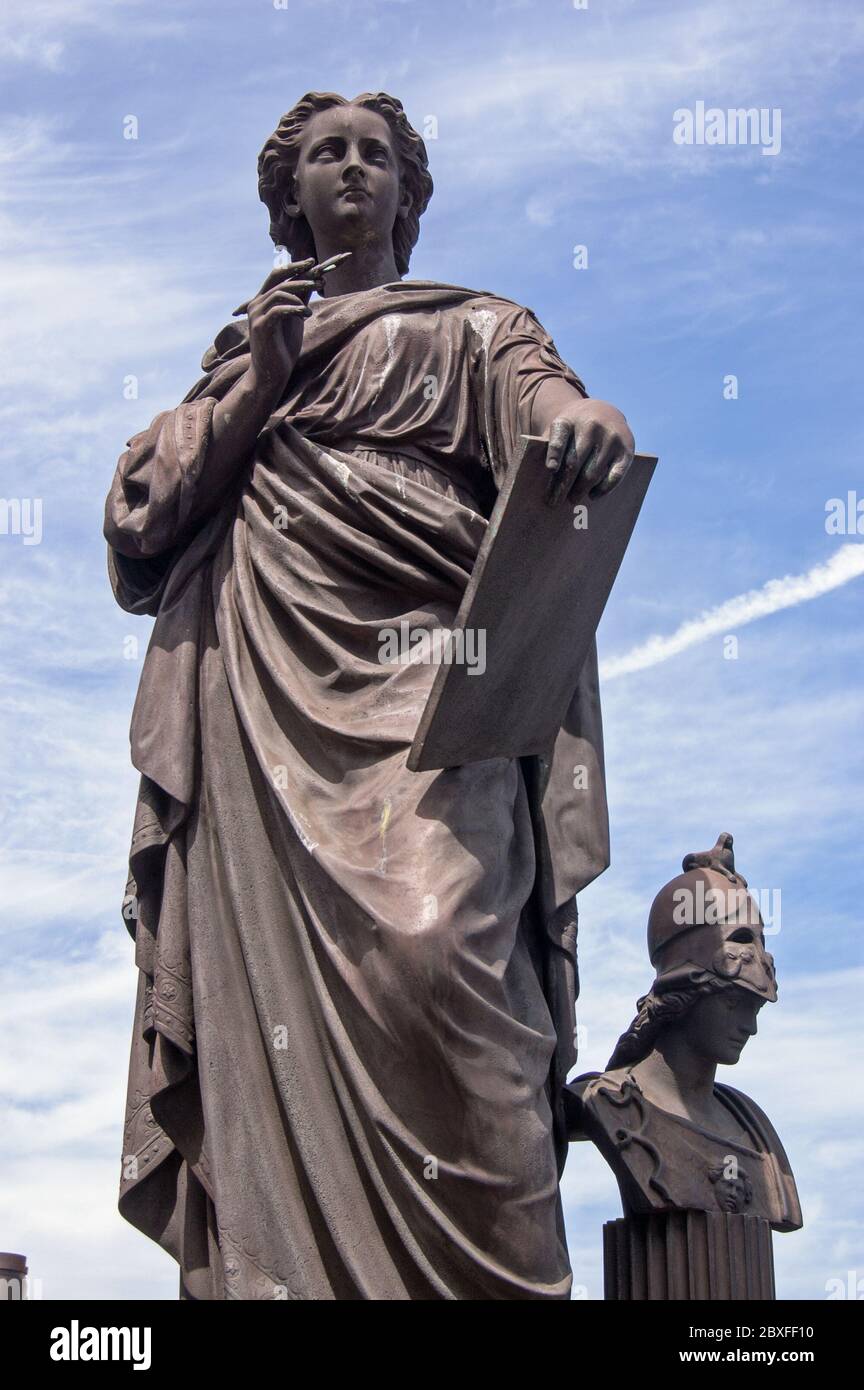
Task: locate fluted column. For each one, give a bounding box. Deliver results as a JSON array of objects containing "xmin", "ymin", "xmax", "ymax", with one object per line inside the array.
[{"xmin": 603, "ymin": 1212, "xmax": 775, "ymax": 1300}]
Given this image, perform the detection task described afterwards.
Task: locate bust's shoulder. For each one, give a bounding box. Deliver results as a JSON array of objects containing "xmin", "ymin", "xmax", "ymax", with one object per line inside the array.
[
  {"xmin": 714, "ymin": 1083, "xmax": 792, "ymax": 1157},
  {"xmin": 715, "ymin": 1082, "xmax": 778, "ymax": 1138},
  {"xmin": 581, "ymin": 1067, "xmax": 639, "ymax": 1101},
  {"xmin": 714, "ymin": 1083, "xmax": 803, "ymax": 1231},
  {"xmin": 565, "ymin": 1068, "xmax": 644, "ymax": 1141}
]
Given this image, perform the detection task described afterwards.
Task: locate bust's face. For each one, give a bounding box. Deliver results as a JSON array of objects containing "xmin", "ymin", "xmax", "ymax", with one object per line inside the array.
[
  {"xmin": 287, "ymin": 104, "xmax": 410, "ymax": 255},
  {"xmin": 679, "ymin": 986, "xmax": 765, "ymax": 1066}
]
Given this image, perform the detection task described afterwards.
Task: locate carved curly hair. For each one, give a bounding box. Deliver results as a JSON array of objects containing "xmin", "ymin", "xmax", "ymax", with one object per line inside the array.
[
  {"xmin": 606, "ymin": 971, "xmax": 737, "ymax": 1071},
  {"xmin": 257, "ymin": 92, "xmax": 434, "ymax": 275}
]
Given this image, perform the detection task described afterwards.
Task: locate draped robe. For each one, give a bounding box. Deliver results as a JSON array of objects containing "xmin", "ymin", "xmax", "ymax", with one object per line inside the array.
[{"xmin": 105, "ymin": 280, "xmax": 610, "ymax": 1300}]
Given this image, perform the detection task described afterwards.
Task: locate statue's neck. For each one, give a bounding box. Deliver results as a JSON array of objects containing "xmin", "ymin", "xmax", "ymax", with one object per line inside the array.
[
  {"xmin": 632, "ymin": 1037, "xmax": 717, "ymax": 1123},
  {"xmin": 315, "ymin": 237, "xmax": 402, "ymax": 299}
]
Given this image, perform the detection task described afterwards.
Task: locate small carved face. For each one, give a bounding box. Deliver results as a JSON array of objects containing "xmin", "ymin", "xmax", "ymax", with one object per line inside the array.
[
  {"xmin": 286, "ymin": 105, "xmax": 410, "ymax": 253},
  {"xmin": 708, "ymin": 1161, "xmax": 753, "ymax": 1213},
  {"xmin": 680, "ymin": 986, "xmax": 765, "ymax": 1066}
]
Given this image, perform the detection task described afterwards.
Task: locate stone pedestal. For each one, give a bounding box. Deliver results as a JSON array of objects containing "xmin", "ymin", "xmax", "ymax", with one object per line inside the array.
[{"xmin": 603, "ymin": 1211, "xmax": 775, "ymax": 1300}]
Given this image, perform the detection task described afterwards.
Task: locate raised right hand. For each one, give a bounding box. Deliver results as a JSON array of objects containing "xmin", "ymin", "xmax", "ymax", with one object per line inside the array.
[{"xmin": 235, "ymin": 259, "xmax": 322, "ymax": 395}]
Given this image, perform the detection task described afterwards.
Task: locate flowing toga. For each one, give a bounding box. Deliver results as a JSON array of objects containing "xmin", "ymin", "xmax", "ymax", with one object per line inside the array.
[{"xmin": 105, "ymin": 280, "xmax": 610, "ymax": 1300}]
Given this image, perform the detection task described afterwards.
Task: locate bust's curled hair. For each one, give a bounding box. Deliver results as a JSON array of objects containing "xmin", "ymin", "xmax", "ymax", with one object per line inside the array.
[
  {"xmin": 257, "ymin": 92, "xmax": 433, "ymax": 275},
  {"xmin": 606, "ymin": 972, "xmax": 737, "ymax": 1071}
]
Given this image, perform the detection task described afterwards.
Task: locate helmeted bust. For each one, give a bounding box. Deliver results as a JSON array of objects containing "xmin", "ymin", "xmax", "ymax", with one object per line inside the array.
[{"xmin": 569, "ymin": 834, "xmax": 801, "ymax": 1232}]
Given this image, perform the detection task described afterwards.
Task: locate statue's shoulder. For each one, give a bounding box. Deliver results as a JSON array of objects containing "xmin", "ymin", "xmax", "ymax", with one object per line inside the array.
[
  {"xmin": 714, "ymin": 1082, "xmax": 786, "ymax": 1150},
  {"xmin": 565, "ymin": 1068, "xmax": 642, "ymax": 1142},
  {"xmin": 715, "ymin": 1083, "xmax": 803, "ymax": 1231},
  {"xmin": 399, "ymin": 279, "xmax": 523, "ymax": 305},
  {"xmin": 399, "ymin": 280, "xmax": 531, "ymax": 312},
  {"xmin": 459, "ymin": 288, "xmax": 542, "ymax": 324},
  {"xmin": 397, "ymin": 279, "xmax": 542, "ymax": 321},
  {"xmin": 582, "ymin": 1068, "xmax": 650, "ymax": 1132},
  {"xmin": 200, "ymin": 318, "xmax": 250, "ymax": 374},
  {"xmin": 582, "ymin": 1067, "xmax": 638, "ymax": 1100}
]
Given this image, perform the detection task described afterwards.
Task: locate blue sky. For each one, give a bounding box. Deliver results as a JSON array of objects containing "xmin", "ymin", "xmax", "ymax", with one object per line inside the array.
[{"xmin": 0, "ymin": 0, "xmax": 862, "ymax": 1300}]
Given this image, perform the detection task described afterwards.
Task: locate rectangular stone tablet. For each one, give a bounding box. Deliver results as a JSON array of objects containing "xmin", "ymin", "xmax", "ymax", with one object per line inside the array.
[{"xmin": 407, "ymin": 436, "xmax": 657, "ymax": 771}]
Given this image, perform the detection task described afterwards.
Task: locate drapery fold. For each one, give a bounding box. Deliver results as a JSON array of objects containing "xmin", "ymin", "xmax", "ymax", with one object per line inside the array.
[{"xmin": 107, "ymin": 282, "xmax": 609, "ymax": 1299}]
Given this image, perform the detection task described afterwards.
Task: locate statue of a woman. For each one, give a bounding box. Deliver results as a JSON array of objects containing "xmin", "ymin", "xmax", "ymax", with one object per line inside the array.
[{"xmin": 105, "ymin": 91, "xmax": 635, "ymax": 1300}]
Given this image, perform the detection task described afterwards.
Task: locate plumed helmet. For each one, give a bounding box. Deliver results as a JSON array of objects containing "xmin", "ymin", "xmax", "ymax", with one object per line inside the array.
[{"xmin": 646, "ymin": 834, "xmax": 777, "ymax": 1002}]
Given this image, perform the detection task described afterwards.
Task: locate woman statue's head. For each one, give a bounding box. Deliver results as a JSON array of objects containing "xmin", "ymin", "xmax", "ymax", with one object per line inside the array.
[{"xmin": 257, "ymin": 92, "xmax": 433, "ymax": 274}]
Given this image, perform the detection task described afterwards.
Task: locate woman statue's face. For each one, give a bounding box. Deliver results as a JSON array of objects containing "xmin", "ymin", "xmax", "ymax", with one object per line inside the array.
[
  {"xmin": 678, "ymin": 987, "xmax": 765, "ymax": 1066},
  {"xmin": 285, "ymin": 104, "xmax": 411, "ymax": 253}
]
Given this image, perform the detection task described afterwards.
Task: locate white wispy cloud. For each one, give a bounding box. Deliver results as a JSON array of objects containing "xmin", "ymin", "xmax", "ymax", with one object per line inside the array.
[
  {"xmin": 0, "ymin": 0, "xmax": 184, "ymax": 71},
  {"xmin": 403, "ymin": 0, "xmax": 864, "ymax": 185},
  {"xmin": 0, "ymin": 121, "xmax": 223, "ymax": 375},
  {"xmin": 601, "ymin": 544, "xmax": 864, "ymax": 680}
]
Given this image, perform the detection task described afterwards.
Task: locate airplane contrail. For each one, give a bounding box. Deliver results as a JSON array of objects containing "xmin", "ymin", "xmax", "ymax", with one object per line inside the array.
[{"xmin": 601, "ymin": 543, "xmax": 864, "ymax": 681}]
